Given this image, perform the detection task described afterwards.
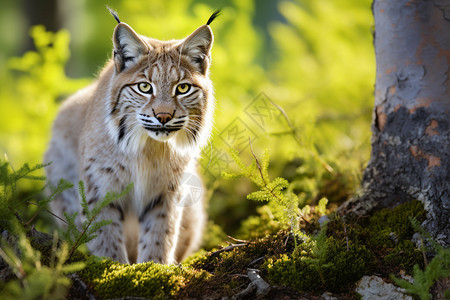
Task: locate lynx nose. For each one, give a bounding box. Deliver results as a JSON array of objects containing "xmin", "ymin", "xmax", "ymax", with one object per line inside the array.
[{"xmin": 155, "ymin": 112, "xmax": 173, "ymax": 125}]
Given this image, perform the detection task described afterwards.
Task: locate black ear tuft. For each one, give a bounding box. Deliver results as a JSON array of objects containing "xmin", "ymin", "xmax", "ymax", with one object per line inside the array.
[
  {"xmin": 107, "ymin": 5, "xmax": 121, "ymax": 24},
  {"xmin": 206, "ymin": 10, "xmax": 221, "ymax": 26},
  {"xmin": 113, "ymin": 23, "xmax": 147, "ymax": 72}
]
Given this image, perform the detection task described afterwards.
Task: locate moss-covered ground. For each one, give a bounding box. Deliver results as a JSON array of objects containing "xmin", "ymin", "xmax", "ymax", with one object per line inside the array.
[{"xmin": 66, "ymin": 200, "xmax": 427, "ymax": 299}]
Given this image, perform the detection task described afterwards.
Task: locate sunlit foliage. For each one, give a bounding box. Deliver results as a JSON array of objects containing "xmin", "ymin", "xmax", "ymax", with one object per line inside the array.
[{"xmin": 0, "ymin": 27, "xmax": 88, "ymax": 168}]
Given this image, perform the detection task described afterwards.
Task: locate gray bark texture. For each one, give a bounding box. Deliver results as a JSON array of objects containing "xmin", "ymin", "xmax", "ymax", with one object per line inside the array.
[{"xmin": 340, "ymin": 0, "xmax": 450, "ymax": 246}]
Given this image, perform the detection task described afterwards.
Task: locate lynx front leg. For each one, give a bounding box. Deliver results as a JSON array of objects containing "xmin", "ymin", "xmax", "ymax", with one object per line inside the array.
[
  {"xmin": 137, "ymin": 195, "xmax": 182, "ymax": 264},
  {"xmin": 87, "ymin": 204, "xmax": 129, "ymax": 264}
]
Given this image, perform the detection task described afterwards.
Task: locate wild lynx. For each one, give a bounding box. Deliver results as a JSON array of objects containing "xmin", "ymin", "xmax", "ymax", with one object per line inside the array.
[{"xmin": 44, "ymin": 10, "xmax": 219, "ymax": 264}]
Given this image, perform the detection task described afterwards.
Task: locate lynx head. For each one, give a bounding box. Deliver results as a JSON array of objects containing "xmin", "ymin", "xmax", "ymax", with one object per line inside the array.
[{"xmin": 105, "ymin": 9, "xmax": 219, "ymax": 154}]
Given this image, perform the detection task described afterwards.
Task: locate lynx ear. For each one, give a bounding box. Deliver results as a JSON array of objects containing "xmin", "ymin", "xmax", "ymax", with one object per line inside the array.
[
  {"xmin": 113, "ymin": 23, "xmax": 148, "ymax": 72},
  {"xmin": 180, "ymin": 25, "xmax": 214, "ymax": 74}
]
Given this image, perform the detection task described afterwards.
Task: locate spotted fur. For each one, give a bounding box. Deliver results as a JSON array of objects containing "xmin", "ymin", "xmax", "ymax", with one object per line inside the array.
[{"xmin": 44, "ymin": 12, "xmax": 218, "ymax": 264}]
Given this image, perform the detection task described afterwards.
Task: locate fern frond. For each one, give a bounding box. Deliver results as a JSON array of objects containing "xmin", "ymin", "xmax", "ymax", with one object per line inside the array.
[
  {"xmin": 224, "ymin": 146, "xmax": 302, "ymax": 241},
  {"xmin": 261, "ymin": 148, "xmax": 270, "ymax": 180},
  {"xmin": 317, "ymin": 198, "xmax": 328, "ymax": 216},
  {"xmin": 40, "ymin": 179, "xmax": 73, "ymax": 208},
  {"xmin": 391, "ymin": 218, "xmax": 450, "ymax": 300},
  {"xmin": 247, "ymin": 191, "xmax": 272, "ymax": 202},
  {"xmin": 221, "ymin": 171, "xmax": 245, "ymax": 180},
  {"xmin": 62, "ymin": 212, "xmax": 78, "ymax": 247},
  {"xmin": 78, "ymin": 181, "xmax": 89, "ymax": 218},
  {"xmin": 13, "ymin": 162, "xmax": 49, "ymax": 181},
  {"xmin": 65, "ymin": 183, "xmax": 133, "ymax": 259}
]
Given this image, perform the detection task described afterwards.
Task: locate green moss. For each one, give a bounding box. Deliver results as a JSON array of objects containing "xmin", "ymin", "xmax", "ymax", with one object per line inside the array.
[
  {"xmin": 368, "ymin": 200, "xmax": 426, "ymax": 243},
  {"xmin": 383, "ymin": 240, "xmax": 423, "ymax": 272},
  {"xmin": 79, "ymin": 257, "xmax": 210, "ymax": 299},
  {"xmin": 184, "ymin": 230, "xmax": 297, "ymax": 298},
  {"xmin": 367, "ymin": 200, "xmax": 426, "ymax": 273},
  {"xmin": 263, "ymin": 254, "xmax": 321, "ymax": 291},
  {"xmin": 182, "ymin": 249, "xmax": 209, "ymax": 266},
  {"xmin": 322, "ymin": 237, "xmax": 373, "ymax": 291},
  {"xmin": 262, "ymin": 236, "xmax": 373, "ymax": 292},
  {"xmin": 255, "ymin": 201, "xmax": 426, "ymax": 293}
]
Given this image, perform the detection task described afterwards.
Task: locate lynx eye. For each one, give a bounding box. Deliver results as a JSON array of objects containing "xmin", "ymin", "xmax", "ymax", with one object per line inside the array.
[
  {"xmin": 138, "ymin": 82, "xmax": 152, "ymax": 94},
  {"xmin": 176, "ymin": 83, "xmax": 191, "ymax": 95}
]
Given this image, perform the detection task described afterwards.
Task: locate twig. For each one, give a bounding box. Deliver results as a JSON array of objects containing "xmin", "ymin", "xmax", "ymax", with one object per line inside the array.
[
  {"xmin": 14, "ymin": 211, "xmax": 23, "ymax": 223},
  {"xmin": 210, "ymin": 243, "xmax": 247, "ymax": 257},
  {"xmin": 68, "ymin": 206, "xmax": 104, "ymax": 259},
  {"xmin": 248, "ymin": 137, "xmax": 266, "ymax": 186},
  {"xmin": 301, "ymin": 216, "xmax": 311, "ymax": 225},
  {"xmin": 248, "ymin": 256, "xmax": 265, "ymax": 267},
  {"xmin": 248, "ymin": 139, "xmax": 285, "ymax": 204},
  {"xmin": 26, "ymin": 201, "xmax": 68, "ymax": 226},
  {"xmin": 228, "ymin": 235, "xmax": 249, "ymax": 243},
  {"xmin": 230, "ymin": 274, "xmax": 248, "ymax": 278},
  {"xmin": 284, "ymin": 233, "xmax": 290, "ymax": 247}
]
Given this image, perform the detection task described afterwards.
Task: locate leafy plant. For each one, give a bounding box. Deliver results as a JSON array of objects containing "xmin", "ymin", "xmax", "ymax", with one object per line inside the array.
[
  {"xmin": 222, "ymin": 146, "xmax": 301, "ymax": 236},
  {"xmin": 62, "ymin": 181, "xmax": 133, "ymax": 259},
  {"xmin": 303, "ymin": 223, "xmax": 330, "ymax": 286},
  {"xmin": 0, "ymin": 156, "xmax": 72, "ymax": 233},
  {"xmin": 0, "ymin": 158, "xmax": 82, "ymax": 298},
  {"xmin": 391, "ymin": 217, "xmax": 450, "ymax": 300},
  {"xmin": 0, "ymin": 156, "xmax": 135, "ymax": 297},
  {"xmin": 0, "ymin": 26, "xmax": 89, "ymax": 167},
  {"xmin": 0, "ymin": 232, "xmax": 85, "ymax": 300}
]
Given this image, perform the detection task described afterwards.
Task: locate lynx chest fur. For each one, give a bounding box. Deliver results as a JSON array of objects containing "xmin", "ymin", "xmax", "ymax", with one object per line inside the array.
[{"xmin": 44, "ymin": 11, "xmax": 219, "ymax": 264}]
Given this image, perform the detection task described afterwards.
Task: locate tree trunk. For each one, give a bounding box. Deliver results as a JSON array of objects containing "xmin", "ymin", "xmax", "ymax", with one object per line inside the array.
[
  {"xmin": 23, "ymin": 0, "xmax": 60, "ymax": 52},
  {"xmin": 340, "ymin": 0, "xmax": 450, "ymax": 246}
]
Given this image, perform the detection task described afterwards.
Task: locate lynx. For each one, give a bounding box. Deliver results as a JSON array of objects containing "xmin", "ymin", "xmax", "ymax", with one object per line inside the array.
[{"xmin": 44, "ymin": 10, "xmax": 219, "ymax": 264}]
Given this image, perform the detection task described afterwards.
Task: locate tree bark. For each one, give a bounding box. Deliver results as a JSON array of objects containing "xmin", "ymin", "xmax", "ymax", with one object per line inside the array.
[
  {"xmin": 340, "ymin": 0, "xmax": 450, "ymax": 246},
  {"xmin": 22, "ymin": 0, "xmax": 60, "ymax": 52}
]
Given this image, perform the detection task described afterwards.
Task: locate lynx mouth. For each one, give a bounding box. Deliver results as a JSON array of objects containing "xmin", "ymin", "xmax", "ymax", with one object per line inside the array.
[
  {"xmin": 144, "ymin": 126, "xmax": 182, "ymax": 141},
  {"xmin": 144, "ymin": 126, "xmax": 182, "ymax": 133}
]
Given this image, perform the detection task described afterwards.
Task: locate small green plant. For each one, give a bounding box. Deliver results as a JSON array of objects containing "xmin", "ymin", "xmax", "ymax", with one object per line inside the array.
[
  {"xmin": 0, "ymin": 157, "xmax": 83, "ymax": 299},
  {"xmin": 0, "ymin": 156, "xmax": 134, "ymax": 297},
  {"xmin": 0, "ymin": 232, "xmax": 85, "ymax": 299},
  {"xmin": 62, "ymin": 181, "xmax": 132, "ymax": 259},
  {"xmin": 303, "ymin": 224, "xmax": 330, "ymax": 286},
  {"xmin": 0, "ymin": 156, "xmax": 72, "ymax": 233},
  {"xmin": 391, "ymin": 217, "xmax": 450, "ymax": 300},
  {"xmin": 222, "ymin": 145, "xmax": 301, "ymax": 236}
]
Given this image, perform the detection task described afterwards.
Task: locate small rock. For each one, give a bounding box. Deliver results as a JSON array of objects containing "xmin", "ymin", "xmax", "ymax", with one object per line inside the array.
[
  {"xmin": 321, "ymin": 291, "xmax": 337, "ymax": 300},
  {"xmin": 355, "ymin": 275, "xmax": 412, "ymax": 300},
  {"xmin": 411, "ymin": 233, "xmax": 423, "ymax": 249},
  {"xmin": 318, "ymin": 215, "xmax": 330, "ymax": 227},
  {"xmin": 389, "ymin": 232, "xmax": 398, "ymax": 244},
  {"xmin": 398, "ymin": 270, "xmax": 414, "ymax": 284}
]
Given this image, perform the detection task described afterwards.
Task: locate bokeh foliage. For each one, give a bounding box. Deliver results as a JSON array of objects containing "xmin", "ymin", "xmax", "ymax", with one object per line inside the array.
[{"xmin": 0, "ymin": 0, "xmax": 374, "ymax": 236}]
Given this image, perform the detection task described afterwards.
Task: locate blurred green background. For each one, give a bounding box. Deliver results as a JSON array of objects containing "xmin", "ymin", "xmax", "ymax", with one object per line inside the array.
[{"xmin": 0, "ymin": 0, "xmax": 374, "ymax": 241}]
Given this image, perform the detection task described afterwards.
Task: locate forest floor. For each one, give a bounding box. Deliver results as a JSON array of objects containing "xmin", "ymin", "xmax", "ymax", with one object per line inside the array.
[
  {"xmin": 61, "ymin": 200, "xmax": 446, "ymax": 299},
  {"xmin": 2, "ymin": 200, "xmax": 448, "ymax": 299}
]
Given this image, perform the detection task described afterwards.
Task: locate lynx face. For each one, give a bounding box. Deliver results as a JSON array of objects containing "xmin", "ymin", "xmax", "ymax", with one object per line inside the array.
[{"xmin": 107, "ymin": 22, "xmax": 214, "ymax": 154}]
